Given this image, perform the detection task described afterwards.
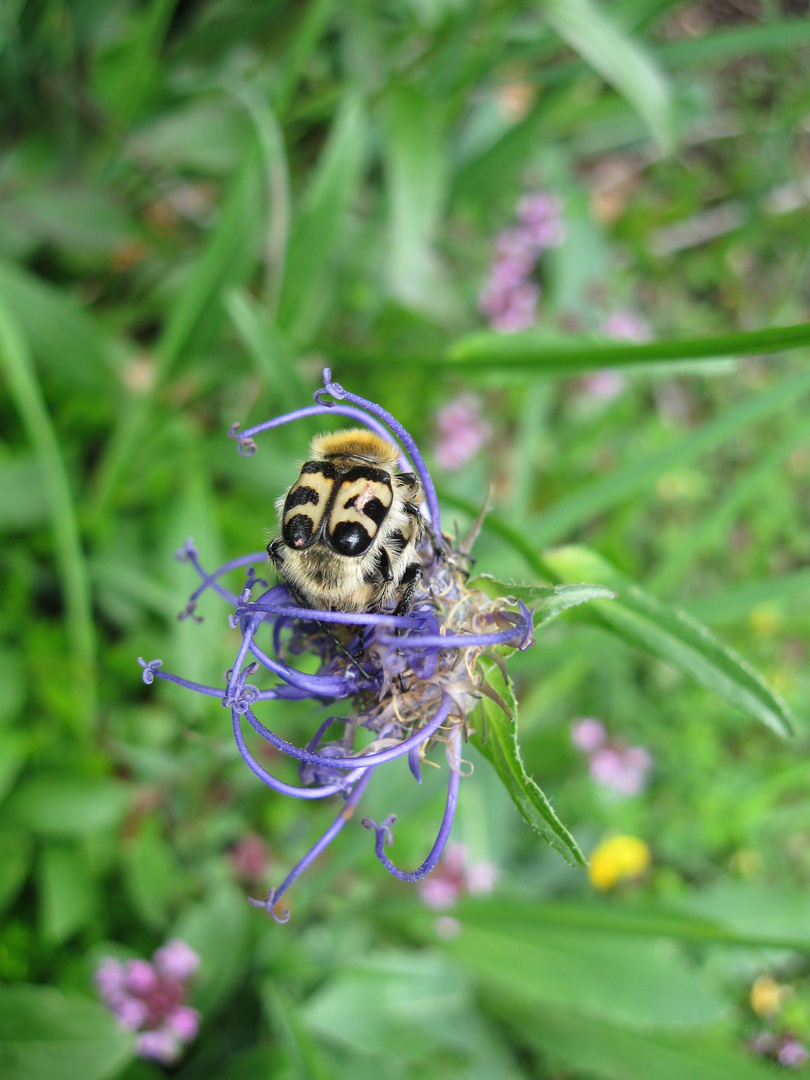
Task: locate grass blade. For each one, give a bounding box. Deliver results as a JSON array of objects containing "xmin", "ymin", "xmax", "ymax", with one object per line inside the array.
[
  {"xmin": 447, "ymin": 322, "xmax": 810, "ymax": 372},
  {"xmin": 542, "ymin": 546, "xmax": 795, "ymax": 739},
  {"xmin": 541, "ymin": 0, "xmax": 676, "ymax": 152},
  {"xmin": 0, "ymin": 298, "xmax": 97, "ymax": 719}
]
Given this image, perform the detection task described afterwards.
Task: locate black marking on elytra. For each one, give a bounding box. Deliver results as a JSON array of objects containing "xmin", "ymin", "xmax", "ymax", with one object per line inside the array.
[
  {"xmin": 283, "ymin": 514, "xmax": 315, "ymax": 549},
  {"xmin": 330, "ymin": 520, "xmax": 372, "ymax": 557},
  {"xmin": 341, "ymin": 465, "xmax": 392, "ymax": 487},
  {"xmin": 285, "ymin": 485, "xmax": 319, "ymax": 509},
  {"xmin": 387, "ymin": 529, "xmax": 408, "ymax": 554},
  {"xmin": 301, "ymin": 460, "xmax": 337, "ymax": 478},
  {"xmin": 363, "ymin": 497, "xmax": 387, "ymax": 526}
]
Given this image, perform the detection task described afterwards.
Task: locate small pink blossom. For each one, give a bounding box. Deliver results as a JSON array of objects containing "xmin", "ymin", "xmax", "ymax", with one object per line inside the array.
[
  {"xmin": 779, "ymin": 1039, "xmax": 809, "ymax": 1068},
  {"xmin": 571, "ymin": 720, "xmax": 652, "ymax": 797},
  {"xmin": 517, "ymin": 192, "xmax": 566, "ymax": 248},
  {"xmin": 434, "ymin": 394, "xmax": 492, "ymax": 471},
  {"xmin": 570, "ymin": 718, "xmax": 607, "ymax": 753},
  {"xmin": 479, "ymin": 191, "xmax": 564, "ymax": 333},
  {"xmin": 418, "ymin": 843, "xmax": 498, "ymax": 909},
  {"xmin": 154, "ymin": 938, "xmax": 199, "ymax": 981},
  {"xmin": 229, "ymin": 832, "xmax": 270, "ymax": 882},
  {"xmin": 580, "ymin": 370, "xmax": 626, "ymax": 401},
  {"xmin": 599, "ymin": 310, "xmax": 651, "ymax": 342},
  {"xmin": 137, "ymin": 1029, "xmax": 183, "ymax": 1065},
  {"xmin": 95, "ymin": 940, "xmax": 201, "ymax": 1065}
]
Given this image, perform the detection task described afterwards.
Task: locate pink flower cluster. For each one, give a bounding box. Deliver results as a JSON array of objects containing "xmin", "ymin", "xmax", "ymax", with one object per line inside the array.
[
  {"xmin": 434, "ymin": 393, "xmax": 492, "ymax": 471},
  {"xmin": 571, "ymin": 718, "xmax": 652, "ymax": 797},
  {"xmin": 418, "ymin": 843, "xmax": 498, "ymax": 909},
  {"xmin": 95, "ymin": 939, "xmax": 201, "ymax": 1064},
  {"xmin": 580, "ymin": 311, "xmax": 652, "ymax": 401},
  {"xmin": 478, "ymin": 192, "xmax": 565, "ymax": 333},
  {"xmin": 752, "ymin": 1033, "xmax": 809, "ymax": 1068}
]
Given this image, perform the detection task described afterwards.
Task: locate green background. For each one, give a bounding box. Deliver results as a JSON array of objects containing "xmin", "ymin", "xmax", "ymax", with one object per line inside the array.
[{"xmin": 2, "ymin": 1, "xmax": 810, "ymax": 1077}]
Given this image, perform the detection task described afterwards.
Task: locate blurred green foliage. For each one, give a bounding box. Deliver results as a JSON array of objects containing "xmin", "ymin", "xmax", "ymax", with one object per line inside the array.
[{"xmin": 2, "ymin": 0, "xmax": 810, "ymax": 1077}]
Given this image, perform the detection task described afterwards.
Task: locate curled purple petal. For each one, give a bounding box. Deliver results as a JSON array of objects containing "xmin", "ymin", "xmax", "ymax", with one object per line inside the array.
[
  {"xmin": 362, "ymin": 731, "xmax": 461, "ymax": 882},
  {"xmin": 138, "ymin": 658, "xmax": 163, "ymax": 685},
  {"xmin": 241, "ymin": 692, "xmax": 452, "ymax": 771},
  {"xmin": 250, "ymin": 766, "xmax": 376, "ymax": 918}
]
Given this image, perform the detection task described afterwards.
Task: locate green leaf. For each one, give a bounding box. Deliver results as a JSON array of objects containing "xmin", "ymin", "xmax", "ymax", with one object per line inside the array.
[
  {"xmin": 171, "ymin": 883, "xmax": 251, "ymax": 1016},
  {"xmin": 519, "ymin": 1007, "xmax": 777, "ymax": 1080},
  {"xmin": 122, "ymin": 815, "xmax": 181, "ymax": 929},
  {"xmin": 541, "ymin": 0, "xmax": 676, "ymax": 151},
  {"xmin": 90, "ymin": 142, "xmax": 262, "ymax": 521},
  {"xmin": 522, "ymin": 371, "xmax": 810, "ymax": 550},
  {"xmin": 469, "ymin": 577, "xmax": 616, "ymax": 622},
  {"xmin": 0, "ymin": 831, "xmax": 33, "ymax": 917},
  {"xmin": 445, "ymin": 325, "xmax": 810, "ymax": 373},
  {"xmin": 38, "ymin": 844, "xmax": 97, "ymax": 945},
  {"xmin": 0, "ymin": 731, "xmax": 28, "ymax": 804},
  {"xmin": 264, "ymin": 983, "xmax": 339, "ymax": 1080},
  {"xmin": 6, "ymin": 775, "xmax": 131, "ymax": 838},
  {"xmin": 543, "ymin": 546, "xmax": 795, "ymax": 739},
  {"xmin": 0, "ymin": 985, "xmax": 134, "ymax": 1080},
  {"xmin": 382, "ymin": 86, "xmax": 451, "ymax": 318},
  {"xmin": 471, "ymin": 663, "xmax": 585, "ymax": 867},
  {"xmin": 277, "ymin": 94, "xmax": 367, "ymax": 345},
  {"xmin": 0, "ymin": 456, "xmax": 48, "ymax": 531},
  {"xmin": 0, "ymin": 258, "xmax": 114, "ymax": 392},
  {"xmin": 0, "ymin": 295, "xmax": 97, "ymax": 700},
  {"xmin": 438, "ymin": 898, "xmax": 726, "ymax": 1028}
]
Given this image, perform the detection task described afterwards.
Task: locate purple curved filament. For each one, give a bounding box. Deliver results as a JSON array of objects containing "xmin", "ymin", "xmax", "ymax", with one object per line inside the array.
[
  {"xmin": 185, "ymin": 550, "xmax": 268, "ymax": 605},
  {"xmin": 144, "ymin": 666, "xmax": 226, "ymax": 699},
  {"xmin": 250, "ymin": 766, "xmax": 376, "ymax": 922},
  {"xmin": 237, "ymin": 601, "xmax": 423, "ymax": 631},
  {"xmin": 365, "ymin": 729, "xmax": 461, "ymax": 883},
  {"xmin": 232, "ymin": 404, "xmax": 399, "ymax": 456},
  {"xmin": 242, "ymin": 692, "xmax": 453, "ymax": 771},
  {"xmin": 376, "ymin": 622, "xmax": 529, "ymax": 651},
  {"xmin": 245, "ymin": 636, "xmax": 357, "ymax": 698},
  {"xmin": 232, "ymin": 709, "xmax": 367, "ymax": 800},
  {"xmin": 317, "ymin": 370, "xmax": 442, "ymax": 537}
]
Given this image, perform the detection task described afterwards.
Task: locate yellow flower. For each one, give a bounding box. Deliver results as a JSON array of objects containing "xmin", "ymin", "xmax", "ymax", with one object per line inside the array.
[
  {"xmin": 588, "ymin": 835, "xmax": 651, "ymax": 891},
  {"xmin": 750, "ymin": 975, "xmax": 785, "ymax": 1018}
]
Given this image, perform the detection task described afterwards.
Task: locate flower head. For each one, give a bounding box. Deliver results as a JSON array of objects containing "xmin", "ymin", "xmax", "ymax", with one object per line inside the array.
[
  {"xmin": 587, "ymin": 834, "xmax": 651, "ymax": 891},
  {"xmin": 95, "ymin": 940, "xmax": 200, "ymax": 1064},
  {"xmin": 418, "ymin": 843, "xmax": 498, "ymax": 909},
  {"xmin": 571, "ymin": 718, "xmax": 652, "ymax": 797},
  {"xmin": 140, "ymin": 371, "xmax": 535, "ymax": 923},
  {"xmin": 434, "ymin": 393, "xmax": 492, "ymax": 471},
  {"xmin": 479, "ymin": 190, "xmax": 564, "ymax": 333}
]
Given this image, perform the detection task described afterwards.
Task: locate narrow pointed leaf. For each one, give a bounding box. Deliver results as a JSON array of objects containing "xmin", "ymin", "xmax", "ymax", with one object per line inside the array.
[{"xmin": 472, "ymin": 662, "xmax": 585, "ymax": 868}]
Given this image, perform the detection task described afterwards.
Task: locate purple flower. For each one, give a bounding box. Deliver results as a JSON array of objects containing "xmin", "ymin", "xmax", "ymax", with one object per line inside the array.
[
  {"xmin": 479, "ymin": 191, "xmax": 564, "ymax": 333},
  {"xmin": 571, "ymin": 719, "xmax": 652, "ymax": 797},
  {"xmin": 599, "ymin": 310, "xmax": 651, "ymax": 343},
  {"xmin": 434, "ymin": 394, "xmax": 492, "ymax": 471},
  {"xmin": 778, "ymin": 1038, "xmax": 809, "ymax": 1068},
  {"xmin": 140, "ymin": 371, "xmax": 534, "ymax": 923},
  {"xmin": 95, "ymin": 940, "xmax": 201, "ymax": 1064},
  {"xmin": 570, "ymin": 717, "xmax": 607, "ymax": 753},
  {"xmin": 418, "ymin": 843, "xmax": 498, "ymax": 909}
]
